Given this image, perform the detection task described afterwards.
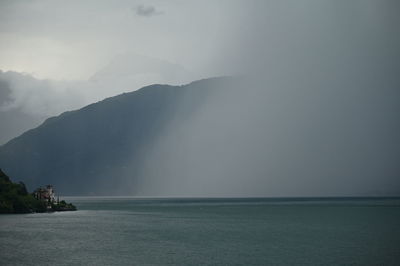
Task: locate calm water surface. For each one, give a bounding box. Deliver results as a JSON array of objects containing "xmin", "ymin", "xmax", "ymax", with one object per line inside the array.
[{"xmin": 1, "ymin": 197, "xmax": 399, "ymax": 265}]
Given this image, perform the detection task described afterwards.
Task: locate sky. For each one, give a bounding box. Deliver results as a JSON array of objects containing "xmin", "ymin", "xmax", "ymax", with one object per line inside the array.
[
  {"xmin": 0, "ymin": 0, "xmax": 243, "ymax": 144},
  {"xmin": 0, "ymin": 0, "xmax": 239, "ymax": 80}
]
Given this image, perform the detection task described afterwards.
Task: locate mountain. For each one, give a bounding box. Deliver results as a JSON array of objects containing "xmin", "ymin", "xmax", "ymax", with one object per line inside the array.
[
  {"xmin": 0, "ymin": 77, "xmax": 233, "ymax": 195},
  {"xmin": 0, "ymin": 54, "xmax": 193, "ymax": 145},
  {"xmin": 0, "ymin": 76, "xmax": 399, "ymax": 197}
]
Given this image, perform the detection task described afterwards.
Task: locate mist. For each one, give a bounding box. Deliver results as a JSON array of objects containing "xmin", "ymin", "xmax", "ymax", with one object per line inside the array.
[
  {"xmin": 0, "ymin": 1, "xmax": 399, "ymax": 196},
  {"xmin": 131, "ymin": 1, "xmax": 400, "ymax": 197}
]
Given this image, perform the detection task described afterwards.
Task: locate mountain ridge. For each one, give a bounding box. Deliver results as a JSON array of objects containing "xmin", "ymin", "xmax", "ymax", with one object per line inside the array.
[
  {"xmin": 1, "ymin": 75, "xmax": 398, "ymax": 197},
  {"xmin": 1, "ymin": 77, "xmax": 224, "ymax": 149},
  {"xmin": 0, "ymin": 77, "xmax": 233, "ymax": 195}
]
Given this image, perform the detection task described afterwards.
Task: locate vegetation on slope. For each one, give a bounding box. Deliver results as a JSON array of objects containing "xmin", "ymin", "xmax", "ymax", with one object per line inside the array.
[
  {"xmin": 0, "ymin": 169, "xmax": 76, "ymax": 213},
  {"xmin": 0, "ymin": 169, "xmax": 47, "ymax": 213}
]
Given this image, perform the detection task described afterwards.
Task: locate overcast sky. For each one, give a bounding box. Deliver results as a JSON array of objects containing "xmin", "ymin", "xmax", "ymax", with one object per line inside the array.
[{"xmin": 0, "ymin": 0, "xmax": 240, "ymax": 80}]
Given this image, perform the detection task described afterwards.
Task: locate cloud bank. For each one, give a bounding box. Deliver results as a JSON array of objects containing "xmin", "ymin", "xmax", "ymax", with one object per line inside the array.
[{"xmin": 0, "ymin": 54, "xmax": 194, "ymax": 144}]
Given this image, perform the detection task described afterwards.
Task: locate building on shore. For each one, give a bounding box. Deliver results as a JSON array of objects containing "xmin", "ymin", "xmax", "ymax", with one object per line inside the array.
[
  {"xmin": 32, "ymin": 185, "xmax": 76, "ymax": 212},
  {"xmin": 33, "ymin": 185, "xmax": 59, "ymax": 204}
]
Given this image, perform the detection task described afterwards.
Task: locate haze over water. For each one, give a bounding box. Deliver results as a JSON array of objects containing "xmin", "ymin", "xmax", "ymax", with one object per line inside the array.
[{"xmin": 1, "ymin": 197, "xmax": 399, "ymax": 265}]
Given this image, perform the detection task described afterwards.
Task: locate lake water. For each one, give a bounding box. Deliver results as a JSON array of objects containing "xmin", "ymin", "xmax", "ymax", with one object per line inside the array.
[{"xmin": 1, "ymin": 197, "xmax": 399, "ymax": 265}]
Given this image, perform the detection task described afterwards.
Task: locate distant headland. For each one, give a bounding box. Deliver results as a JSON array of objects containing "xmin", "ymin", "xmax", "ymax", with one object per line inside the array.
[{"xmin": 0, "ymin": 169, "xmax": 76, "ymax": 214}]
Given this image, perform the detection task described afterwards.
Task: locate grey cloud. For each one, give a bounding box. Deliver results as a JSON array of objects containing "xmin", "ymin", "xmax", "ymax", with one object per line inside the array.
[
  {"xmin": 132, "ymin": 1, "xmax": 400, "ymax": 197},
  {"xmin": 0, "ymin": 70, "xmax": 84, "ymax": 116},
  {"xmin": 134, "ymin": 5, "xmax": 162, "ymax": 17},
  {"xmin": 0, "ymin": 78, "xmax": 12, "ymax": 106},
  {"xmin": 0, "ymin": 54, "xmax": 193, "ymax": 145},
  {"xmin": 0, "ymin": 71, "xmax": 53, "ymax": 144}
]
